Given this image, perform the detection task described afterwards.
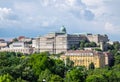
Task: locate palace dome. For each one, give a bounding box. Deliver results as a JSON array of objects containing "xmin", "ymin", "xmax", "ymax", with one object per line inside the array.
[{"xmin": 60, "ymin": 26, "xmax": 66, "ymax": 33}]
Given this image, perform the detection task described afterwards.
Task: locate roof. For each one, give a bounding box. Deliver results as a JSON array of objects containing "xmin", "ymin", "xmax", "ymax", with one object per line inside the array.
[
  {"xmin": 0, "ymin": 39, "xmax": 5, "ymax": 41},
  {"xmin": 65, "ymin": 50, "xmax": 102, "ymax": 56}
]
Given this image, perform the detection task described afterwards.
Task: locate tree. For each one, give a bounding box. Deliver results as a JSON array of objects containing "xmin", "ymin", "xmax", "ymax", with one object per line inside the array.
[
  {"xmin": 80, "ymin": 43, "xmax": 84, "ymax": 49},
  {"xmin": 89, "ymin": 42, "xmax": 97, "ymax": 47},
  {"xmin": 0, "ymin": 52, "xmax": 21, "ymax": 75},
  {"xmin": 52, "ymin": 59, "xmax": 65, "ymax": 78},
  {"xmin": 114, "ymin": 51, "xmax": 120, "ymax": 65},
  {"xmin": 66, "ymin": 57, "xmax": 74, "ymax": 68},
  {"xmin": 84, "ymin": 43, "xmax": 90, "ymax": 47},
  {"xmin": 12, "ymin": 38, "xmax": 18, "ymax": 42},
  {"xmin": 85, "ymin": 42, "xmax": 97, "ymax": 47},
  {"xmin": 29, "ymin": 53, "xmax": 55, "ymax": 76},
  {"xmin": 0, "ymin": 74, "xmax": 14, "ymax": 82},
  {"xmin": 86, "ymin": 75, "xmax": 105, "ymax": 82},
  {"xmin": 107, "ymin": 44, "xmax": 114, "ymax": 50},
  {"xmin": 79, "ymin": 40, "xmax": 86, "ymax": 49},
  {"xmin": 71, "ymin": 45, "xmax": 77, "ymax": 50},
  {"xmin": 38, "ymin": 69, "xmax": 52, "ymax": 82},
  {"xmin": 89, "ymin": 62, "xmax": 95, "ymax": 70},
  {"xmin": 50, "ymin": 74, "xmax": 63, "ymax": 82},
  {"xmin": 94, "ymin": 48, "xmax": 102, "ymax": 51},
  {"xmin": 113, "ymin": 42, "xmax": 120, "ymax": 50},
  {"xmin": 65, "ymin": 67, "xmax": 86, "ymax": 82},
  {"xmin": 15, "ymin": 77, "xmax": 27, "ymax": 82},
  {"xmin": 105, "ymin": 70, "xmax": 118, "ymax": 82}
]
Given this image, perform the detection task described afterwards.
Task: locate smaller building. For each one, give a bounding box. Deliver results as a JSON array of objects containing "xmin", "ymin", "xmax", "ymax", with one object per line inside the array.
[
  {"xmin": 32, "ymin": 37, "xmax": 40, "ymax": 53},
  {"xmin": 0, "ymin": 39, "xmax": 7, "ymax": 49},
  {"xmin": 17, "ymin": 36, "xmax": 32, "ymax": 42},
  {"xmin": 60, "ymin": 50, "xmax": 105, "ymax": 69},
  {"xmin": 0, "ymin": 42, "xmax": 33, "ymax": 54},
  {"xmin": 9, "ymin": 42, "xmax": 29, "ymax": 48},
  {"xmin": 0, "ymin": 48, "xmax": 33, "ymax": 54}
]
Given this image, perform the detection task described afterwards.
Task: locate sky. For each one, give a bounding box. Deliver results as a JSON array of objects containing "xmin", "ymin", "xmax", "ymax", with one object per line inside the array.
[{"xmin": 0, "ymin": 0, "xmax": 120, "ymax": 41}]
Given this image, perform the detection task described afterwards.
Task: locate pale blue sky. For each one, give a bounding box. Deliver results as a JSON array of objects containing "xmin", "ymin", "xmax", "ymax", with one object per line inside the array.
[{"xmin": 0, "ymin": 0, "xmax": 120, "ymax": 41}]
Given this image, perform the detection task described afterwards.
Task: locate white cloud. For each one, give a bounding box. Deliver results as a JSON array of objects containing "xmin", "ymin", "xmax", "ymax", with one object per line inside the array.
[
  {"xmin": 11, "ymin": 0, "xmax": 95, "ymax": 29},
  {"xmin": 65, "ymin": 0, "xmax": 76, "ymax": 6},
  {"xmin": 81, "ymin": 0, "xmax": 120, "ymax": 21},
  {"xmin": 0, "ymin": 7, "xmax": 21, "ymax": 28},
  {"xmin": 41, "ymin": 17, "xmax": 57, "ymax": 27},
  {"xmin": 0, "ymin": 8, "xmax": 12, "ymax": 20},
  {"xmin": 42, "ymin": 0, "xmax": 49, "ymax": 6},
  {"xmin": 104, "ymin": 22, "xmax": 120, "ymax": 34},
  {"xmin": 81, "ymin": 0, "xmax": 103, "ymax": 6},
  {"xmin": 0, "ymin": 7, "xmax": 19, "ymax": 21},
  {"xmin": 0, "ymin": 0, "xmax": 120, "ymax": 41},
  {"xmin": 14, "ymin": 2, "xmax": 38, "ymax": 16},
  {"xmin": 81, "ymin": 0, "xmax": 106, "ymax": 18}
]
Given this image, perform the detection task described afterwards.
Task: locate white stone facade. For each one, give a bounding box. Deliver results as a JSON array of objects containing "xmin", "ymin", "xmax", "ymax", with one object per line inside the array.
[
  {"xmin": 0, "ymin": 42, "xmax": 33, "ymax": 54},
  {"xmin": 86, "ymin": 34, "xmax": 109, "ymax": 45}
]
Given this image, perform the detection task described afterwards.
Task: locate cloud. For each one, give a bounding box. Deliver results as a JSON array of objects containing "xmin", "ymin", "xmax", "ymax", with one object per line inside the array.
[
  {"xmin": 14, "ymin": 2, "xmax": 38, "ymax": 16},
  {"xmin": 81, "ymin": 0, "xmax": 120, "ymax": 21},
  {"xmin": 83, "ymin": 10, "xmax": 94, "ymax": 20},
  {"xmin": 104, "ymin": 22, "xmax": 120, "ymax": 34},
  {"xmin": 0, "ymin": 8, "xmax": 12, "ymax": 20},
  {"xmin": 40, "ymin": 16, "xmax": 57, "ymax": 27},
  {"xmin": 0, "ymin": 7, "xmax": 19, "ymax": 21},
  {"xmin": 81, "ymin": 0, "xmax": 120, "ymax": 36},
  {"xmin": 81, "ymin": 0, "xmax": 103, "ymax": 6},
  {"xmin": 0, "ymin": 0, "xmax": 120, "ymax": 41},
  {"xmin": 6, "ymin": 0, "xmax": 95, "ymax": 29},
  {"xmin": 44, "ymin": 0, "xmax": 95, "ymax": 21},
  {"xmin": 0, "ymin": 8, "xmax": 20, "ymax": 28},
  {"xmin": 81, "ymin": 0, "xmax": 106, "ymax": 18}
]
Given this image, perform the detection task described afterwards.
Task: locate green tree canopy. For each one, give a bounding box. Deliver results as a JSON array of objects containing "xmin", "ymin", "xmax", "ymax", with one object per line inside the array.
[
  {"xmin": 65, "ymin": 67, "xmax": 87, "ymax": 82},
  {"xmin": 29, "ymin": 52, "xmax": 55, "ymax": 76},
  {"xmin": 86, "ymin": 75, "xmax": 105, "ymax": 82},
  {"xmin": 0, "ymin": 74, "xmax": 14, "ymax": 82},
  {"xmin": 89, "ymin": 62, "xmax": 95, "ymax": 70}
]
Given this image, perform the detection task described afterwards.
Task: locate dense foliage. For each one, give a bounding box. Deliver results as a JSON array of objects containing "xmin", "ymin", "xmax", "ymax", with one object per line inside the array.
[
  {"xmin": 70, "ymin": 40, "xmax": 97, "ymax": 50},
  {"xmin": 0, "ymin": 41, "xmax": 120, "ymax": 82},
  {"xmin": 0, "ymin": 52, "xmax": 67, "ymax": 82}
]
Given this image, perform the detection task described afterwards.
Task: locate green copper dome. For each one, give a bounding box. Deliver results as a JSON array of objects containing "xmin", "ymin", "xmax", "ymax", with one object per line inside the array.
[{"xmin": 60, "ymin": 26, "xmax": 66, "ymax": 33}]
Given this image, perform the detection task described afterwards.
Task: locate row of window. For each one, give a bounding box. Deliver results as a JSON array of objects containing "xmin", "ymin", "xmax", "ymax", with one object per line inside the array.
[{"xmin": 66, "ymin": 53, "xmax": 94, "ymax": 56}]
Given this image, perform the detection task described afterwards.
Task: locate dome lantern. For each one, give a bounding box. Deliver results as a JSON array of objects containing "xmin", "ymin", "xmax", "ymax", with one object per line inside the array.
[{"xmin": 60, "ymin": 26, "xmax": 66, "ymax": 33}]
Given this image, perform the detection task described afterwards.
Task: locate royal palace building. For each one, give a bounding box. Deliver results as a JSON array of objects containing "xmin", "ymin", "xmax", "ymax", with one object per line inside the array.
[{"xmin": 32, "ymin": 26, "xmax": 109, "ymax": 54}]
